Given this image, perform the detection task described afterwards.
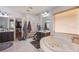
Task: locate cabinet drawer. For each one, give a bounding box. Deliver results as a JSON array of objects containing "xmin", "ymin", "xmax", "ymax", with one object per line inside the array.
[
  {"xmin": 0, "ymin": 33, "xmax": 2, "ymax": 43},
  {"xmin": 1, "ymin": 32, "xmax": 8, "ymax": 42},
  {"xmin": 8, "ymin": 32, "xmax": 14, "ymax": 41},
  {"xmin": 0, "ymin": 32, "xmax": 14, "ymax": 43}
]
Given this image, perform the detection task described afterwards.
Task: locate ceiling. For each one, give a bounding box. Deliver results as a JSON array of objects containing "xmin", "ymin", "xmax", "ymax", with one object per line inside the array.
[{"xmin": 0, "ymin": 6, "xmax": 56, "ymax": 17}]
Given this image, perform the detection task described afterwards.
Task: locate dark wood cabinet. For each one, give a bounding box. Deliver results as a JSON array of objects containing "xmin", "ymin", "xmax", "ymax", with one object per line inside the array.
[
  {"xmin": 0, "ymin": 32, "xmax": 14, "ymax": 43},
  {"xmin": 0, "ymin": 32, "xmax": 2, "ymax": 42},
  {"xmin": 8, "ymin": 32, "xmax": 14, "ymax": 41},
  {"xmin": 2, "ymin": 32, "xmax": 8, "ymax": 42},
  {"xmin": 36, "ymin": 31, "xmax": 50, "ymax": 41}
]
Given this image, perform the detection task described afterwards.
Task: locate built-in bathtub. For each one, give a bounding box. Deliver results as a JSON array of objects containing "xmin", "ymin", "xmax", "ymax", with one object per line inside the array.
[{"xmin": 40, "ymin": 36, "xmax": 76, "ymax": 52}]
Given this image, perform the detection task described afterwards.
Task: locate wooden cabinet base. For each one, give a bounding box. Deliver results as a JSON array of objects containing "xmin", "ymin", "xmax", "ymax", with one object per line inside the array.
[{"xmin": 0, "ymin": 32, "xmax": 14, "ymax": 43}]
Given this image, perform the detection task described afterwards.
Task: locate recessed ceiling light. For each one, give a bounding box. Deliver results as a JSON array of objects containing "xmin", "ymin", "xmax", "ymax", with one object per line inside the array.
[{"xmin": 44, "ymin": 12, "xmax": 48, "ymax": 15}]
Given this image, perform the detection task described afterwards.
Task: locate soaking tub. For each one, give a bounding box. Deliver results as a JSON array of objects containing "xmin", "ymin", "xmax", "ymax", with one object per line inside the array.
[{"xmin": 40, "ymin": 36, "xmax": 75, "ymax": 52}]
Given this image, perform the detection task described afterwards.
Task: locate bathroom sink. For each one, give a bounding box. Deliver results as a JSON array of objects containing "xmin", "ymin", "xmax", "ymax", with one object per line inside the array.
[{"xmin": 40, "ymin": 36, "xmax": 75, "ymax": 52}]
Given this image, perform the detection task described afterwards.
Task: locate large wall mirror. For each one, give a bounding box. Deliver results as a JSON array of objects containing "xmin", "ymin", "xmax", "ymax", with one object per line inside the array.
[
  {"xmin": 54, "ymin": 7, "xmax": 79, "ymax": 35},
  {"xmin": 42, "ymin": 12, "xmax": 51, "ymax": 31},
  {"xmin": 0, "ymin": 17, "xmax": 8, "ymax": 31},
  {"xmin": 9, "ymin": 19, "xmax": 14, "ymax": 30}
]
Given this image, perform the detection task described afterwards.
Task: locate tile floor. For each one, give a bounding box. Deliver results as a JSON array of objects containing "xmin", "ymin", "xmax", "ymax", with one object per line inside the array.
[{"xmin": 2, "ymin": 38, "xmax": 44, "ymax": 52}]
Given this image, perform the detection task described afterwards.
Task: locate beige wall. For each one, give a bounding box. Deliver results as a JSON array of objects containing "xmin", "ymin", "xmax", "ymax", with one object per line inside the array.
[
  {"xmin": 77, "ymin": 13, "xmax": 79, "ymax": 34},
  {"xmin": 55, "ymin": 8, "xmax": 79, "ymax": 34},
  {"xmin": 22, "ymin": 14, "xmax": 39, "ymax": 33}
]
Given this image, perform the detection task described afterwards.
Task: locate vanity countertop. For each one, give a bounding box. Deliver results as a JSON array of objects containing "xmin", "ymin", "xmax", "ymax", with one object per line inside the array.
[
  {"xmin": 0, "ymin": 30, "xmax": 14, "ymax": 32},
  {"xmin": 38, "ymin": 30, "xmax": 50, "ymax": 33}
]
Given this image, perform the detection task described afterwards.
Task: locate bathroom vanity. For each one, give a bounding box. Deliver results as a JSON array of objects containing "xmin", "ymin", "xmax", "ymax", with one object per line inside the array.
[
  {"xmin": 0, "ymin": 31, "xmax": 14, "ymax": 43},
  {"xmin": 0, "ymin": 16, "xmax": 15, "ymax": 43},
  {"xmin": 37, "ymin": 30, "xmax": 50, "ymax": 41}
]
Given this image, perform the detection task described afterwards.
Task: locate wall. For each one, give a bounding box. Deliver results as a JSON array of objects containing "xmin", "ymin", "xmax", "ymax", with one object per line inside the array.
[
  {"xmin": 55, "ymin": 11, "xmax": 78, "ymax": 34},
  {"xmin": 37, "ymin": 11, "xmax": 54, "ymax": 35},
  {"xmin": 76, "ymin": 13, "xmax": 79, "ymax": 34},
  {"xmin": 51, "ymin": 6, "xmax": 76, "ymax": 34},
  {"xmin": 23, "ymin": 14, "xmax": 39, "ymax": 33}
]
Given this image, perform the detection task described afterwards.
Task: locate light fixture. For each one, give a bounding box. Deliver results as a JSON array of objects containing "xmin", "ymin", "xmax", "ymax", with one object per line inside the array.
[
  {"xmin": 26, "ymin": 7, "xmax": 33, "ymax": 14},
  {"xmin": 0, "ymin": 9, "xmax": 8, "ymax": 16},
  {"xmin": 41, "ymin": 11, "xmax": 50, "ymax": 17},
  {"xmin": 44, "ymin": 12, "xmax": 48, "ymax": 15}
]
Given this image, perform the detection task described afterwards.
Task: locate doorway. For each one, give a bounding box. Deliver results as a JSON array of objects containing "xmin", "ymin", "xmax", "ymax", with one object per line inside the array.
[{"xmin": 15, "ymin": 18, "xmax": 22, "ymax": 40}]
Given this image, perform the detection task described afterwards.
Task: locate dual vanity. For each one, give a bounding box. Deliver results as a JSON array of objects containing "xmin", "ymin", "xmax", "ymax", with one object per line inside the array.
[
  {"xmin": 0, "ymin": 16, "xmax": 15, "ymax": 43},
  {"xmin": 0, "ymin": 31, "xmax": 14, "ymax": 43}
]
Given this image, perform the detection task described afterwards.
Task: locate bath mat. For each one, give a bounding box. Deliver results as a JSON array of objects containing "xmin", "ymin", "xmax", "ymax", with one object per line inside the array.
[
  {"xmin": 0, "ymin": 42, "xmax": 13, "ymax": 51},
  {"xmin": 31, "ymin": 41, "xmax": 40, "ymax": 49}
]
